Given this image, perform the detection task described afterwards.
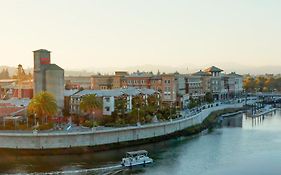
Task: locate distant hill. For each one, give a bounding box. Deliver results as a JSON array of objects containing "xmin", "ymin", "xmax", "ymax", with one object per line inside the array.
[
  {"xmin": 1, "ymin": 64, "xmax": 281, "ymax": 76},
  {"xmin": 81, "ymin": 64, "xmax": 281, "ymax": 75}
]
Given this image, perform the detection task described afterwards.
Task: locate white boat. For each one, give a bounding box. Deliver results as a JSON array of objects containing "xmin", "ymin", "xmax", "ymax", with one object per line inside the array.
[{"xmin": 121, "ymin": 150, "xmax": 153, "ymax": 167}]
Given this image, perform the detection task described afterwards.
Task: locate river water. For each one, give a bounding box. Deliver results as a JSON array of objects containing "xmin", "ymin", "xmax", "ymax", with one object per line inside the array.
[{"xmin": 0, "ymin": 110, "xmax": 281, "ymax": 175}]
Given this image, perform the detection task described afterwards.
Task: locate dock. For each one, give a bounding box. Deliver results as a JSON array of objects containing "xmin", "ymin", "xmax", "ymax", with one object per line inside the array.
[{"xmin": 248, "ymin": 108, "xmax": 277, "ymax": 118}]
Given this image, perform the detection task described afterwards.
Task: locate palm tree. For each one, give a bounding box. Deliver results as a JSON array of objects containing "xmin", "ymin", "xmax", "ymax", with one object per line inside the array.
[
  {"xmin": 28, "ymin": 91, "xmax": 57, "ymax": 125},
  {"xmin": 80, "ymin": 94, "xmax": 102, "ymax": 122}
]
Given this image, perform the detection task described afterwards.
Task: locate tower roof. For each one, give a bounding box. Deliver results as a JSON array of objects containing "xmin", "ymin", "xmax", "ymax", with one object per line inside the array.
[
  {"xmin": 204, "ymin": 66, "xmax": 223, "ymax": 73},
  {"xmin": 33, "ymin": 49, "xmax": 51, "ymax": 53}
]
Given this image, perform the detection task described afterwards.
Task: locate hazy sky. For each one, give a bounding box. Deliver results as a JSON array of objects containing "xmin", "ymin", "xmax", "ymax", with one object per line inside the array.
[{"xmin": 1, "ymin": 0, "xmax": 281, "ymax": 72}]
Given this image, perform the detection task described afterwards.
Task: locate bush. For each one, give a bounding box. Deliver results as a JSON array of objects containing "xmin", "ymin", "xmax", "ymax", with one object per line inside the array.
[
  {"xmin": 37, "ymin": 123, "xmax": 54, "ymax": 131},
  {"xmin": 81, "ymin": 120, "xmax": 98, "ymax": 128}
]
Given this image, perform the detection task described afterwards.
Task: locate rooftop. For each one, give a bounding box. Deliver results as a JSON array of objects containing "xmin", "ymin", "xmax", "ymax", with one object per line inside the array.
[
  {"xmin": 74, "ymin": 87, "xmax": 158, "ymax": 97},
  {"xmin": 192, "ymin": 70, "xmax": 211, "ymax": 76},
  {"xmin": 205, "ymin": 66, "xmax": 223, "ymax": 73},
  {"xmin": 43, "ymin": 64, "xmax": 64, "ymax": 71},
  {"xmin": 227, "ymin": 72, "xmax": 243, "ymax": 77},
  {"xmin": 126, "ymin": 150, "xmax": 148, "ymax": 155},
  {"xmin": 64, "ymin": 90, "xmax": 79, "ymax": 97},
  {"xmin": 0, "ymin": 98, "xmax": 30, "ymax": 107},
  {"xmin": 33, "ymin": 49, "xmax": 51, "ymax": 53}
]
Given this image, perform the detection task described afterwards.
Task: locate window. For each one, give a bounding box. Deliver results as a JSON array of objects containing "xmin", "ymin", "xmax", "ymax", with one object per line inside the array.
[
  {"xmin": 105, "ymin": 107, "xmax": 110, "ymax": 112},
  {"xmin": 105, "ymin": 97, "xmax": 110, "ymax": 102}
]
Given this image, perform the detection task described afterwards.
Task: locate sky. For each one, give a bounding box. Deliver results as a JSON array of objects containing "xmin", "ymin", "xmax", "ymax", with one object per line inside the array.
[{"xmin": 0, "ymin": 0, "xmax": 281, "ymax": 73}]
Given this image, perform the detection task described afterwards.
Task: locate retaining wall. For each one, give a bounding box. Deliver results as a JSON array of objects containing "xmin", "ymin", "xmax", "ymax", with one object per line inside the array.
[{"xmin": 0, "ymin": 103, "xmax": 243, "ymax": 149}]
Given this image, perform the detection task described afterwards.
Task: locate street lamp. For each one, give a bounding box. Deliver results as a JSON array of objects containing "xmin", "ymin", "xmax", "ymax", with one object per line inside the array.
[
  {"xmin": 92, "ymin": 111, "xmax": 95, "ymax": 130},
  {"xmin": 137, "ymin": 107, "xmax": 140, "ymax": 126},
  {"xmin": 34, "ymin": 113, "xmax": 37, "ymax": 128},
  {"xmin": 169, "ymin": 102, "xmax": 172, "ymax": 121}
]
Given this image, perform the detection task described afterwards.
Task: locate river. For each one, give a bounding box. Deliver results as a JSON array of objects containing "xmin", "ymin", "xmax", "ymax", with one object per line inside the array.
[{"xmin": 0, "ymin": 109, "xmax": 280, "ymax": 175}]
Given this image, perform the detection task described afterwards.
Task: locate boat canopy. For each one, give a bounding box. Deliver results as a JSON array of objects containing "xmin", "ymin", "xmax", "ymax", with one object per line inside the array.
[{"xmin": 126, "ymin": 150, "xmax": 148, "ymax": 157}]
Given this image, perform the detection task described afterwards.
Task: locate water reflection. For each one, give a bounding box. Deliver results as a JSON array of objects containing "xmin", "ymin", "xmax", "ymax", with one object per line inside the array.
[
  {"xmin": 221, "ymin": 114, "xmax": 243, "ymax": 127},
  {"xmin": 0, "ymin": 110, "xmax": 280, "ymax": 174}
]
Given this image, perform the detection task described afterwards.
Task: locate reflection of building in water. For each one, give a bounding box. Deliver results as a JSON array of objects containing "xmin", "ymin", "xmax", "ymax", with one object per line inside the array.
[{"xmin": 222, "ymin": 114, "xmax": 243, "ymax": 127}]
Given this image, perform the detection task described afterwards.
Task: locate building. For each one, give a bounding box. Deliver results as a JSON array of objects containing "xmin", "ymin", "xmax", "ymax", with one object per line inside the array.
[
  {"xmin": 91, "ymin": 71, "xmax": 179, "ymax": 104},
  {"xmin": 204, "ymin": 66, "xmax": 227, "ymax": 100},
  {"xmin": 33, "ymin": 49, "xmax": 64, "ymax": 109},
  {"xmin": 70, "ymin": 87, "xmax": 159, "ymax": 116},
  {"xmin": 150, "ymin": 74, "xmax": 162, "ymax": 92},
  {"xmin": 123, "ymin": 71, "xmax": 153, "ymax": 89},
  {"xmin": 192, "ymin": 70, "xmax": 211, "ymax": 95},
  {"xmin": 65, "ymin": 76, "xmax": 91, "ymax": 90},
  {"xmin": 224, "ymin": 72, "xmax": 243, "ymax": 98},
  {"xmin": 91, "ymin": 71, "xmax": 128, "ymax": 90},
  {"xmin": 185, "ymin": 75, "xmax": 204, "ymax": 99},
  {"xmin": 64, "ymin": 89, "xmax": 79, "ymax": 115},
  {"xmin": 161, "ymin": 73, "xmax": 177, "ymax": 104}
]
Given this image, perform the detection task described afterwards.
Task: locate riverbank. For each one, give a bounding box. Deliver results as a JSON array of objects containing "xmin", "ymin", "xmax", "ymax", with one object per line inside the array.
[
  {"xmin": 0, "ymin": 107, "xmax": 242, "ymax": 156},
  {"xmin": 0, "ymin": 102, "xmax": 244, "ymax": 155},
  {"xmin": 181, "ymin": 107, "xmax": 244, "ymax": 136}
]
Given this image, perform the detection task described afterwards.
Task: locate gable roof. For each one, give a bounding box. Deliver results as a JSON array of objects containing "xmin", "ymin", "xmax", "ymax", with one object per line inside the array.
[
  {"xmin": 192, "ymin": 70, "xmax": 211, "ymax": 76},
  {"xmin": 227, "ymin": 72, "xmax": 243, "ymax": 77},
  {"xmin": 205, "ymin": 66, "xmax": 223, "ymax": 73}
]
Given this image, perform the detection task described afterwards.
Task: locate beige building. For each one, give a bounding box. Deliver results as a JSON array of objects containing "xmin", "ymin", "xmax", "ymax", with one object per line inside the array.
[
  {"xmin": 161, "ymin": 74, "xmax": 177, "ymax": 103},
  {"xmin": 224, "ymin": 72, "xmax": 243, "ymax": 98},
  {"xmin": 91, "ymin": 71, "xmax": 127, "ymax": 90},
  {"xmin": 186, "ymin": 75, "xmax": 204, "ymax": 99},
  {"xmin": 204, "ymin": 66, "xmax": 227, "ymax": 100},
  {"xmin": 65, "ymin": 76, "xmax": 91, "ymax": 90}
]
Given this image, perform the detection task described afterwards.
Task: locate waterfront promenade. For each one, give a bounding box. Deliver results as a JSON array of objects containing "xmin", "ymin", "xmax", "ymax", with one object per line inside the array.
[{"xmin": 0, "ymin": 100, "xmax": 245, "ymax": 150}]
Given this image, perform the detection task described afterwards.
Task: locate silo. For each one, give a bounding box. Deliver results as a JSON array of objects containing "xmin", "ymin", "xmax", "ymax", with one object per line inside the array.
[
  {"xmin": 33, "ymin": 49, "xmax": 65, "ymax": 109},
  {"xmin": 33, "ymin": 49, "xmax": 51, "ymax": 96},
  {"xmin": 45, "ymin": 65, "xmax": 64, "ymax": 109}
]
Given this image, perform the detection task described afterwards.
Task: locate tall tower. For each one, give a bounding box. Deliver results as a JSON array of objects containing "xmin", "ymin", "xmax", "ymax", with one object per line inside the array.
[
  {"xmin": 33, "ymin": 49, "xmax": 51, "ymax": 96},
  {"xmin": 32, "ymin": 49, "xmax": 64, "ymax": 109}
]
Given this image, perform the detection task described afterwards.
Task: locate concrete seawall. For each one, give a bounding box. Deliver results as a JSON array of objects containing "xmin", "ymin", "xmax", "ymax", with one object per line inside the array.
[{"xmin": 0, "ymin": 103, "xmax": 243, "ymax": 149}]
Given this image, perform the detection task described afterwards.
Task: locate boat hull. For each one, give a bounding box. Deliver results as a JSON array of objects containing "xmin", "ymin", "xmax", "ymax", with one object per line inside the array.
[{"xmin": 121, "ymin": 158, "xmax": 153, "ymax": 167}]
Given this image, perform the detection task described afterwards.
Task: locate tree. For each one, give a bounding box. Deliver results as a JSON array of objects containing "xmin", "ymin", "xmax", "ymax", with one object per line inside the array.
[
  {"xmin": 0, "ymin": 68, "xmax": 10, "ymax": 79},
  {"xmin": 205, "ymin": 92, "xmax": 214, "ymax": 103},
  {"xmin": 255, "ymin": 76, "xmax": 266, "ymax": 92},
  {"xmin": 188, "ymin": 97, "xmax": 199, "ymax": 109},
  {"xmin": 114, "ymin": 96, "xmax": 127, "ymax": 117},
  {"xmin": 28, "ymin": 91, "xmax": 57, "ymax": 125},
  {"xmin": 147, "ymin": 95, "xmax": 158, "ymax": 107},
  {"xmin": 80, "ymin": 94, "xmax": 102, "ymax": 119},
  {"xmin": 243, "ymin": 76, "xmax": 256, "ymax": 92},
  {"xmin": 133, "ymin": 95, "xmax": 144, "ymax": 109}
]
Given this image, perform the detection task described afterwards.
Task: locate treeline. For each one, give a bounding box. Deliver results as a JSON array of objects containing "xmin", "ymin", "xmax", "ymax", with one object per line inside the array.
[
  {"xmin": 243, "ymin": 75, "xmax": 281, "ymax": 92},
  {"xmin": 0, "ymin": 68, "xmax": 10, "ymax": 79}
]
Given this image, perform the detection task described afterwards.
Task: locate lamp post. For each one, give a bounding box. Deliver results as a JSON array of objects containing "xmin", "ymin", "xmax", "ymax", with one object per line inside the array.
[
  {"xmin": 169, "ymin": 106, "xmax": 171, "ymax": 119},
  {"xmin": 92, "ymin": 111, "xmax": 95, "ymax": 130},
  {"xmin": 34, "ymin": 113, "xmax": 37, "ymax": 128},
  {"xmin": 137, "ymin": 107, "xmax": 140, "ymax": 126}
]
